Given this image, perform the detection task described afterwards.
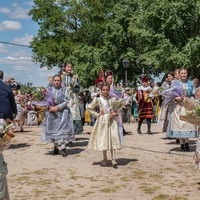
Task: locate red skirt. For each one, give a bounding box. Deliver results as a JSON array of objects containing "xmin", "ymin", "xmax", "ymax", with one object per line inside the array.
[{"xmin": 138, "ymin": 102, "xmax": 153, "ymax": 119}]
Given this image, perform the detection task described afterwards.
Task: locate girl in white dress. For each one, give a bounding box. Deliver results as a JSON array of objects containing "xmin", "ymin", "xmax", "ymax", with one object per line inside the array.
[{"xmin": 87, "ymin": 82, "xmax": 123, "ymax": 168}]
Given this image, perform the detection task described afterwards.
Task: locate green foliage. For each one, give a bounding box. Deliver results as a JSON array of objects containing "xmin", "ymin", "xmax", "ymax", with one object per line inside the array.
[{"xmin": 29, "ymin": 0, "xmax": 200, "ymax": 87}]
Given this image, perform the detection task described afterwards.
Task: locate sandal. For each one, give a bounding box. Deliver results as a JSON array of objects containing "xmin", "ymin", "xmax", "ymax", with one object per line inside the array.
[{"xmin": 111, "ymin": 159, "xmax": 118, "ymax": 168}]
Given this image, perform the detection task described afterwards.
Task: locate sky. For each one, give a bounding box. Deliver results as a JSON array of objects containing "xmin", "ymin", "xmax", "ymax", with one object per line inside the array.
[{"xmin": 0, "ymin": 0, "xmax": 58, "ymax": 87}]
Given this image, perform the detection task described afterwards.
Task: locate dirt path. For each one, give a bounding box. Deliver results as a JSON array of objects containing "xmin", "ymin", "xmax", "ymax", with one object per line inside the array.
[{"xmin": 4, "ymin": 123, "xmax": 200, "ymax": 200}]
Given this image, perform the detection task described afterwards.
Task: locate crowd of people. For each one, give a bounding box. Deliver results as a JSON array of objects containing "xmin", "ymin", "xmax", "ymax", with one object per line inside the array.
[{"xmin": 1, "ymin": 65, "xmax": 200, "ymax": 199}]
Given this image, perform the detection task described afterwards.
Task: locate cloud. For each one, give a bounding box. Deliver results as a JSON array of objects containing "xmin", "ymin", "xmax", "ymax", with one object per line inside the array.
[
  {"xmin": 0, "ymin": 53, "xmax": 32, "ymax": 65},
  {"xmin": 0, "ymin": 44, "xmax": 7, "ymax": 53},
  {"xmin": 12, "ymin": 34, "xmax": 33, "ymax": 45},
  {"xmin": 14, "ymin": 65, "xmax": 32, "ymax": 71},
  {"xmin": 10, "ymin": 6, "xmax": 30, "ymax": 19},
  {"xmin": 0, "ymin": 7, "xmax": 10, "ymax": 14},
  {"xmin": 0, "ymin": 20, "xmax": 21, "ymax": 31},
  {"xmin": 0, "ymin": 3, "xmax": 30, "ymax": 19}
]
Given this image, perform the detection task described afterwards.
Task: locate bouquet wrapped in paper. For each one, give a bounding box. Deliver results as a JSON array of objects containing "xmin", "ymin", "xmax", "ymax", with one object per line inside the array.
[
  {"xmin": 180, "ymin": 101, "xmax": 200, "ymax": 126},
  {"xmin": 161, "ymin": 80, "xmax": 183, "ymax": 105},
  {"xmin": 109, "ymin": 99, "xmax": 125, "ymax": 124},
  {"xmin": 111, "ymin": 99, "xmax": 125, "ymax": 112},
  {"xmin": 181, "ymin": 97, "xmax": 198, "ymax": 111},
  {"xmin": 0, "ymin": 120, "xmax": 16, "ymax": 153},
  {"xmin": 32, "ymin": 87, "xmax": 55, "ymax": 107},
  {"xmin": 110, "ymin": 88, "xmax": 123, "ymax": 99}
]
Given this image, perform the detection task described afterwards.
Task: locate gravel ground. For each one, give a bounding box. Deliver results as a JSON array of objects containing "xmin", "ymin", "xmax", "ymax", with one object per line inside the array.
[{"xmin": 3, "ymin": 123, "xmax": 200, "ymax": 200}]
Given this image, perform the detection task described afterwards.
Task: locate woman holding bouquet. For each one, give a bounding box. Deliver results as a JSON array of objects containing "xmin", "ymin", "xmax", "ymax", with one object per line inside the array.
[
  {"xmin": 158, "ymin": 71, "xmax": 176, "ymax": 133},
  {"xmin": 168, "ymin": 68, "xmax": 197, "ymax": 151},
  {"xmin": 41, "ymin": 74, "xmax": 74, "ymax": 157},
  {"xmin": 87, "ymin": 82, "xmax": 123, "ymax": 168},
  {"xmin": 105, "ymin": 71, "xmax": 129, "ymax": 135}
]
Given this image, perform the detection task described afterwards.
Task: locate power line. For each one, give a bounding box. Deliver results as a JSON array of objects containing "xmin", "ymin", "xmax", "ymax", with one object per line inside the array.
[{"xmin": 0, "ymin": 41, "xmax": 31, "ymax": 48}]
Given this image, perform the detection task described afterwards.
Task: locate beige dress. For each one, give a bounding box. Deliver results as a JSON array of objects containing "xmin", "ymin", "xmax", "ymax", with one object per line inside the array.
[{"xmin": 87, "ymin": 96, "xmax": 122, "ymax": 151}]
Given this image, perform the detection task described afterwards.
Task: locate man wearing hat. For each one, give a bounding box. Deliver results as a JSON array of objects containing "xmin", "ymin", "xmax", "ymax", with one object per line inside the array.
[{"xmin": 136, "ymin": 77, "xmax": 154, "ymax": 134}]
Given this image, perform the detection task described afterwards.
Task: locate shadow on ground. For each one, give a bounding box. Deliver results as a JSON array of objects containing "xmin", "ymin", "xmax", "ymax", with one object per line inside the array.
[
  {"xmin": 8, "ymin": 143, "xmax": 31, "ymax": 149},
  {"xmin": 92, "ymin": 158, "xmax": 138, "ymax": 167},
  {"xmin": 75, "ymin": 137, "xmax": 89, "ymax": 141},
  {"xmin": 46, "ymin": 147, "xmax": 85, "ymax": 156},
  {"xmin": 169, "ymin": 145, "xmax": 196, "ymax": 152}
]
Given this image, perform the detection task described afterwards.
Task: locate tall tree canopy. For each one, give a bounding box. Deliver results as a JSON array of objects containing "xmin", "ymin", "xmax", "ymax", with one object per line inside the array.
[{"xmin": 29, "ymin": 0, "xmax": 200, "ymax": 86}]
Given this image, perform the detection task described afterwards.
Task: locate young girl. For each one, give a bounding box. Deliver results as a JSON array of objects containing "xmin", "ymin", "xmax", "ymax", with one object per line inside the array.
[
  {"xmin": 168, "ymin": 68, "xmax": 197, "ymax": 151},
  {"xmin": 87, "ymin": 82, "xmax": 123, "ymax": 168},
  {"xmin": 41, "ymin": 74, "xmax": 74, "ymax": 157}
]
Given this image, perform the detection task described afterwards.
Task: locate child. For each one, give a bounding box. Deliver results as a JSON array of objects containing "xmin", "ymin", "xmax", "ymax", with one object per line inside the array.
[
  {"xmin": 136, "ymin": 77, "xmax": 154, "ymax": 134},
  {"xmin": 87, "ymin": 82, "xmax": 123, "ymax": 168}
]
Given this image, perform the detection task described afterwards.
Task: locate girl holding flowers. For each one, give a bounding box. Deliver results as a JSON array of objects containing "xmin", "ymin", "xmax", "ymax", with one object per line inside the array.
[
  {"xmin": 167, "ymin": 68, "xmax": 197, "ymax": 151},
  {"xmin": 41, "ymin": 74, "xmax": 74, "ymax": 157},
  {"xmin": 87, "ymin": 82, "xmax": 123, "ymax": 168}
]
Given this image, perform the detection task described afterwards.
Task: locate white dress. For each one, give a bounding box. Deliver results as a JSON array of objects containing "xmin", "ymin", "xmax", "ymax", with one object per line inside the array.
[{"xmin": 87, "ymin": 96, "xmax": 123, "ymax": 151}]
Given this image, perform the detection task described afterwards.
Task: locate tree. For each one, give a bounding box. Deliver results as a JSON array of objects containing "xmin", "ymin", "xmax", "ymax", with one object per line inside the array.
[
  {"xmin": 129, "ymin": 0, "xmax": 200, "ymax": 76},
  {"xmin": 29, "ymin": 0, "xmax": 200, "ymax": 87}
]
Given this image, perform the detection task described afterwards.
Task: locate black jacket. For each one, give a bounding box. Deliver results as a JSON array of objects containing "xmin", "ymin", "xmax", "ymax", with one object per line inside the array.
[{"xmin": 0, "ymin": 80, "xmax": 17, "ymax": 120}]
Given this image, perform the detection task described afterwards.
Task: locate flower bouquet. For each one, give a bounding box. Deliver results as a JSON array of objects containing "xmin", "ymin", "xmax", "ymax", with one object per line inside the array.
[
  {"xmin": 109, "ymin": 99, "xmax": 125, "ymax": 125},
  {"xmin": 179, "ymin": 104, "xmax": 200, "ymax": 127},
  {"xmin": 32, "ymin": 87, "xmax": 55, "ymax": 107},
  {"xmin": 0, "ymin": 120, "xmax": 16, "ymax": 153},
  {"xmin": 181, "ymin": 97, "xmax": 197, "ymax": 111},
  {"xmin": 111, "ymin": 99, "xmax": 125, "ymax": 111},
  {"xmin": 161, "ymin": 80, "xmax": 183, "ymax": 105}
]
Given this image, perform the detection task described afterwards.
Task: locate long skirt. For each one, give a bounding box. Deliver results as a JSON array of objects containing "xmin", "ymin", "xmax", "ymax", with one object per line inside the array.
[
  {"xmin": 85, "ymin": 110, "xmax": 91, "ymax": 123},
  {"xmin": 167, "ymin": 104, "xmax": 197, "ymax": 138},
  {"xmin": 88, "ymin": 114, "xmax": 122, "ymax": 151},
  {"xmin": 138, "ymin": 102, "xmax": 153, "ymax": 120},
  {"xmin": 41, "ymin": 107, "xmax": 74, "ymax": 143}
]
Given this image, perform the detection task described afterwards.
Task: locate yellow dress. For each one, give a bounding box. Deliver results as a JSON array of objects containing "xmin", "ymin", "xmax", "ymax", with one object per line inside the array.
[
  {"xmin": 87, "ymin": 96, "xmax": 122, "ymax": 151},
  {"xmin": 84, "ymin": 110, "xmax": 91, "ymax": 123}
]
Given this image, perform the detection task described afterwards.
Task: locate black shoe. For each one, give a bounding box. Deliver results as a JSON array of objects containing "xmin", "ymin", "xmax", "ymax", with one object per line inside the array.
[
  {"xmin": 147, "ymin": 131, "xmax": 153, "ymax": 135},
  {"xmin": 68, "ymin": 142, "xmax": 74, "ymax": 148},
  {"xmin": 52, "ymin": 147, "xmax": 59, "ymax": 155},
  {"xmin": 176, "ymin": 139, "xmax": 180, "ymax": 144},
  {"xmin": 137, "ymin": 128, "xmax": 142, "ymax": 134},
  {"xmin": 185, "ymin": 143, "xmax": 190, "ymax": 152},
  {"xmin": 60, "ymin": 148, "xmax": 67, "ymax": 157},
  {"xmin": 180, "ymin": 144, "xmax": 186, "ymax": 151}
]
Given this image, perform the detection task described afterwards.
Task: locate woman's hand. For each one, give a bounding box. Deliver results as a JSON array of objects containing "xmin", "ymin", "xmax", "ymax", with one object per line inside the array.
[
  {"xmin": 110, "ymin": 111, "xmax": 118, "ymax": 119},
  {"xmin": 175, "ymin": 96, "xmax": 184, "ymax": 102},
  {"xmin": 98, "ymin": 110, "xmax": 104, "ymax": 117},
  {"xmin": 49, "ymin": 106, "xmax": 59, "ymax": 112}
]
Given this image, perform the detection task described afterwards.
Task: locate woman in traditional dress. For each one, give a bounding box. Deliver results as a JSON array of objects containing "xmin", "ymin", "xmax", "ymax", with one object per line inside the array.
[
  {"xmin": 167, "ymin": 68, "xmax": 197, "ymax": 151},
  {"xmin": 158, "ymin": 71, "xmax": 176, "ymax": 133},
  {"xmin": 131, "ymin": 88, "xmax": 138, "ymax": 122},
  {"xmin": 12, "ymin": 87, "xmax": 27, "ymax": 132},
  {"xmin": 105, "ymin": 71, "xmax": 129, "ymax": 136},
  {"xmin": 87, "ymin": 82, "xmax": 123, "ymax": 168},
  {"xmin": 41, "ymin": 74, "xmax": 74, "ymax": 157},
  {"xmin": 62, "ymin": 62, "xmax": 83, "ymax": 140}
]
